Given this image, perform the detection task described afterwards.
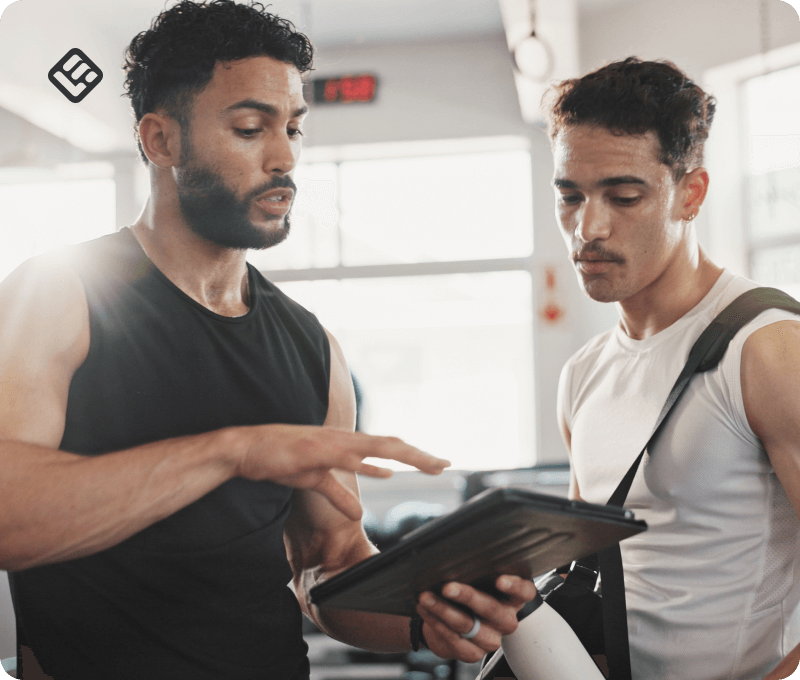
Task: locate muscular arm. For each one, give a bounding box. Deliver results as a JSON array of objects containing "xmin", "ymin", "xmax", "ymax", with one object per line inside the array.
[
  {"xmin": 285, "ymin": 330, "xmax": 420, "ymax": 651},
  {"xmin": 0, "ymin": 258, "xmax": 449, "ymax": 571},
  {"xmin": 741, "ymin": 320, "xmax": 800, "ymax": 680},
  {"xmin": 0, "ymin": 258, "xmax": 240, "ymax": 570},
  {"xmin": 287, "ymin": 331, "xmax": 535, "ymax": 662}
]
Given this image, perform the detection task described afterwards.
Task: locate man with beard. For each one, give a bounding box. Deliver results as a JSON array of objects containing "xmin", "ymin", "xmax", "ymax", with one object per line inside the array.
[
  {"xmin": 546, "ymin": 58, "xmax": 800, "ymax": 678},
  {"xmin": 0, "ymin": 2, "xmax": 535, "ymax": 679}
]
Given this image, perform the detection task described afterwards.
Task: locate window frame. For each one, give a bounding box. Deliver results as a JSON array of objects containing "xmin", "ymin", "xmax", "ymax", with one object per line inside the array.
[
  {"xmin": 704, "ymin": 42, "xmax": 800, "ymax": 281},
  {"xmin": 258, "ymin": 135, "xmax": 536, "ymax": 284},
  {"xmin": 254, "ymin": 136, "xmax": 540, "ymax": 470}
]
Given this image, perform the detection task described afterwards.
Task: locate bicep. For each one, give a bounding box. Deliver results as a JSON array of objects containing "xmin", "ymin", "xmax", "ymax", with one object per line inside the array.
[
  {"xmin": 285, "ymin": 329, "xmax": 371, "ymax": 575},
  {"xmin": 741, "ymin": 320, "xmax": 800, "ymax": 517},
  {"xmin": 0, "ymin": 257, "xmax": 89, "ymax": 448},
  {"xmin": 323, "ymin": 328, "xmax": 357, "ymax": 431}
]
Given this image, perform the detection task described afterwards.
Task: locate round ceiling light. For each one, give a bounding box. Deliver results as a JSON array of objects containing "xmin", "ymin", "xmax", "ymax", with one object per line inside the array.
[{"xmin": 513, "ymin": 32, "xmax": 553, "ymax": 83}]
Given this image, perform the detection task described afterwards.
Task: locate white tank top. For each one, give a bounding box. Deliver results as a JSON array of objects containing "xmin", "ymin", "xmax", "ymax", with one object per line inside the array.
[{"xmin": 559, "ymin": 270, "xmax": 800, "ymax": 680}]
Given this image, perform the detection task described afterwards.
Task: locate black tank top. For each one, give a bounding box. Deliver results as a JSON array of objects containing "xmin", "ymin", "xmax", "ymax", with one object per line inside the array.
[{"xmin": 9, "ymin": 228, "xmax": 330, "ymax": 680}]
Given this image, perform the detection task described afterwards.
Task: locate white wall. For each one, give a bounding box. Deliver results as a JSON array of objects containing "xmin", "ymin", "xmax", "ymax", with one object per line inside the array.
[
  {"xmin": 579, "ymin": 0, "xmax": 800, "ymax": 77},
  {"xmin": 0, "ymin": 107, "xmax": 91, "ymax": 167},
  {"xmin": 305, "ymin": 33, "xmax": 527, "ymax": 145}
]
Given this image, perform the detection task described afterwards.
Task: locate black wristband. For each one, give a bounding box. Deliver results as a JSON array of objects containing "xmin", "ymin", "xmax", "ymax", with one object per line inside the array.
[{"xmin": 409, "ymin": 614, "xmax": 427, "ymax": 651}]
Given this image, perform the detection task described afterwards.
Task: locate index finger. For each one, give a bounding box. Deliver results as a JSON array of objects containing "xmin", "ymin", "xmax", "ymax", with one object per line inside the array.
[{"xmin": 358, "ymin": 434, "xmax": 450, "ymax": 474}]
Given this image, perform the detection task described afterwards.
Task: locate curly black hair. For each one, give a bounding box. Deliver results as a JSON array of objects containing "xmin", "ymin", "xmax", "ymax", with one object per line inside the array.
[
  {"xmin": 122, "ymin": 0, "xmax": 313, "ymax": 162},
  {"xmin": 543, "ymin": 57, "xmax": 716, "ymax": 181}
]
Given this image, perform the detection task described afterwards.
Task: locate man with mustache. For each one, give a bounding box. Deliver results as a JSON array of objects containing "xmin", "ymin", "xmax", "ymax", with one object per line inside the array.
[
  {"xmin": 0, "ymin": 2, "xmax": 535, "ymax": 678},
  {"xmin": 546, "ymin": 58, "xmax": 800, "ymax": 678}
]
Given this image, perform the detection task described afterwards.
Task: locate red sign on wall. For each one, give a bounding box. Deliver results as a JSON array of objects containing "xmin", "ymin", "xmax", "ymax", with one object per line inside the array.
[
  {"xmin": 312, "ymin": 74, "xmax": 378, "ymax": 104},
  {"xmin": 539, "ymin": 266, "xmax": 566, "ymax": 325}
]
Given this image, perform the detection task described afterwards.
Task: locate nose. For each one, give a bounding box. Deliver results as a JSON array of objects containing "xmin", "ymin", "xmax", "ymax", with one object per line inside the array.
[
  {"xmin": 264, "ymin": 130, "xmax": 298, "ymax": 177},
  {"xmin": 574, "ymin": 198, "xmax": 612, "ymax": 244}
]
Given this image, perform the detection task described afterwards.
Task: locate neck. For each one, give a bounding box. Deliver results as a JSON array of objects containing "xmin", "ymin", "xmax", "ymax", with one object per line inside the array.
[
  {"xmin": 616, "ymin": 245, "xmax": 723, "ymax": 341},
  {"xmin": 131, "ymin": 197, "xmax": 251, "ymax": 317}
]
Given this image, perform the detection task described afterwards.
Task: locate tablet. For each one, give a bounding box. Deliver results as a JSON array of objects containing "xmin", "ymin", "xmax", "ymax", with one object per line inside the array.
[{"xmin": 310, "ymin": 487, "xmax": 646, "ymax": 618}]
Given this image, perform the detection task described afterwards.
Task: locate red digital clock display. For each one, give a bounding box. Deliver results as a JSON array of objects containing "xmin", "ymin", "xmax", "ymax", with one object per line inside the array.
[{"xmin": 312, "ymin": 74, "xmax": 378, "ymax": 104}]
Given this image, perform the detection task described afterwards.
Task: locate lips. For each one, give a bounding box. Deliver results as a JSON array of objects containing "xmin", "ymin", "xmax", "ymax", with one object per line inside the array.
[
  {"xmin": 575, "ymin": 259, "xmax": 616, "ymax": 274},
  {"xmin": 254, "ymin": 188, "xmax": 294, "ymax": 217},
  {"xmin": 573, "ymin": 251, "xmax": 623, "ymax": 275}
]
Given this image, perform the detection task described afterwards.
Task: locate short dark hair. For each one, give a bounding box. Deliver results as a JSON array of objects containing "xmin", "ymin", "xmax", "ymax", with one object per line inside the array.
[
  {"xmin": 543, "ymin": 57, "xmax": 716, "ymax": 181},
  {"xmin": 122, "ymin": 0, "xmax": 314, "ymax": 163}
]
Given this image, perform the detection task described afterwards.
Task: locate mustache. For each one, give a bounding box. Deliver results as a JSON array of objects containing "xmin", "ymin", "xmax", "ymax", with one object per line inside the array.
[
  {"xmin": 245, "ymin": 175, "xmax": 297, "ymax": 202},
  {"xmin": 572, "ymin": 243, "xmax": 626, "ymax": 264}
]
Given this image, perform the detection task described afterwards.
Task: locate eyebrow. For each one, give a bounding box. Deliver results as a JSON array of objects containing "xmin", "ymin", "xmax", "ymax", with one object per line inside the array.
[
  {"xmin": 225, "ymin": 99, "xmax": 309, "ymax": 119},
  {"xmin": 553, "ymin": 176, "xmax": 648, "ymax": 189}
]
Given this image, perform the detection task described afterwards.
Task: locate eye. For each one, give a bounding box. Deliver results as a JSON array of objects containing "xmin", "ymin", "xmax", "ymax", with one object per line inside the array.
[
  {"xmin": 235, "ymin": 128, "xmax": 261, "ymax": 138},
  {"xmin": 559, "ymin": 193, "xmax": 583, "ymax": 205},
  {"xmin": 288, "ymin": 128, "xmax": 305, "ymax": 139},
  {"xmin": 612, "ymin": 196, "xmax": 641, "ymax": 206}
]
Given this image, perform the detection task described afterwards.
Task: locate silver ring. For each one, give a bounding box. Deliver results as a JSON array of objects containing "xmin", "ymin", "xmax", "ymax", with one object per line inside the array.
[{"xmin": 461, "ymin": 616, "xmax": 481, "ymax": 639}]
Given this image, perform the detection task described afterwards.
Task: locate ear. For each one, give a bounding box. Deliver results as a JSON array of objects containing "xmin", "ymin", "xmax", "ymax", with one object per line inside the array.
[
  {"xmin": 138, "ymin": 112, "xmax": 183, "ymax": 168},
  {"xmin": 680, "ymin": 167, "xmax": 710, "ymax": 222}
]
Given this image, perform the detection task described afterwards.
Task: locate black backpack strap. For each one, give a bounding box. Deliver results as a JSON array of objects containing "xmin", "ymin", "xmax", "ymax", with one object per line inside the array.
[
  {"xmin": 696, "ymin": 287, "xmax": 800, "ymax": 372},
  {"xmin": 597, "ymin": 544, "xmax": 630, "ymax": 679},
  {"xmin": 590, "ymin": 286, "xmax": 800, "ymax": 680}
]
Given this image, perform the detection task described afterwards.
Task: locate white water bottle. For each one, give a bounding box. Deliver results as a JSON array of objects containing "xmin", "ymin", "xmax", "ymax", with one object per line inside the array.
[{"xmin": 500, "ymin": 596, "xmax": 605, "ymax": 679}]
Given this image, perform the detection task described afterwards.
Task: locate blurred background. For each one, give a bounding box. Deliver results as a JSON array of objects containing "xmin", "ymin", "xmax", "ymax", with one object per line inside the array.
[{"xmin": 0, "ymin": 0, "xmax": 798, "ymax": 677}]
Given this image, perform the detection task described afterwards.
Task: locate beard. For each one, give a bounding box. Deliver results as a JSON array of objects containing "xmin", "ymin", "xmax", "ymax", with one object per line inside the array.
[{"xmin": 175, "ymin": 135, "xmax": 296, "ymax": 251}]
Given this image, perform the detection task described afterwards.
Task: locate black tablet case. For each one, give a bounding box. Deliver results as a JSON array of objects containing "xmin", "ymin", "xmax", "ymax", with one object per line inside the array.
[{"xmin": 310, "ymin": 487, "xmax": 647, "ymax": 617}]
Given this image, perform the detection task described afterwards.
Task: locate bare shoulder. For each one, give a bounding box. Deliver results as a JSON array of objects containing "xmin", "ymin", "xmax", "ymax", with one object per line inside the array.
[
  {"xmin": 741, "ymin": 319, "xmax": 800, "ymax": 443},
  {"xmin": 323, "ymin": 328, "xmax": 356, "ymax": 431},
  {"xmin": 0, "ymin": 253, "xmax": 90, "ymax": 446},
  {"xmin": 742, "ymin": 317, "xmax": 800, "ymax": 353},
  {"xmin": 0, "ymin": 252, "xmax": 89, "ymax": 358}
]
